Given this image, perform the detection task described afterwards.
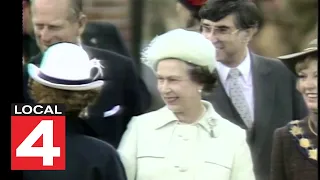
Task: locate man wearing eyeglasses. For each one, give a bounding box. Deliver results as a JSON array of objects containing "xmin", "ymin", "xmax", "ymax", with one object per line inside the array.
[{"xmin": 199, "ymin": 0, "xmax": 308, "ymax": 180}]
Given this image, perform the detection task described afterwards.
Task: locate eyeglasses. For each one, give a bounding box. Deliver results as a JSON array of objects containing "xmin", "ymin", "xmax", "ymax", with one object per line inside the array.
[{"xmin": 201, "ymin": 25, "xmax": 240, "ymax": 38}]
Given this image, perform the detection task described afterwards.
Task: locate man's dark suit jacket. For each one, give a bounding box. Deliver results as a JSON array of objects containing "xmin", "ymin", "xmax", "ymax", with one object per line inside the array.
[
  {"xmin": 82, "ymin": 21, "xmax": 164, "ymax": 112},
  {"xmin": 23, "ymin": 34, "xmax": 40, "ymax": 63},
  {"xmin": 23, "ymin": 45, "xmax": 151, "ymax": 148},
  {"xmin": 203, "ymin": 53, "xmax": 308, "ymax": 180},
  {"xmin": 82, "ymin": 21, "xmax": 131, "ymax": 58}
]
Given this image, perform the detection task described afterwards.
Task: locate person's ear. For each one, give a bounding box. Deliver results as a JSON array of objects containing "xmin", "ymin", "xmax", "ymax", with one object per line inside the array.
[
  {"xmin": 239, "ymin": 28, "xmax": 255, "ymax": 44},
  {"xmin": 197, "ymin": 84, "xmax": 204, "ymax": 94},
  {"xmin": 77, "ymin": 14, "xmax": 87, "ymax": 37}
]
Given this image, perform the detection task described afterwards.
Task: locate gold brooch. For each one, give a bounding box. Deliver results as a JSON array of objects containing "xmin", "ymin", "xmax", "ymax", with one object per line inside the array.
[
  {"xmin": 308, "ymin": 149, "xmax": 318, "ymax": 161},
  {"xmin": 290, "ymin": 126, "xmax": 303, "ymax": 136},
  {"xmin": 299, "ymin": 138, "xmax": 311, "ymax": 148}
]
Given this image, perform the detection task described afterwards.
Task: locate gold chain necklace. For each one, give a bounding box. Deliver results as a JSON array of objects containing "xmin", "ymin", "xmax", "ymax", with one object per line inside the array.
[{"xmin": 308, "ymin": 117, "xmax": 318, "ymax": 136}]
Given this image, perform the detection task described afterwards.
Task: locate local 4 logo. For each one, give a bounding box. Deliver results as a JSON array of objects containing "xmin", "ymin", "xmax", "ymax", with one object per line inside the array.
[{"xmin": 11, "ymin": 104, "xmax": 66, "ymax": 170}]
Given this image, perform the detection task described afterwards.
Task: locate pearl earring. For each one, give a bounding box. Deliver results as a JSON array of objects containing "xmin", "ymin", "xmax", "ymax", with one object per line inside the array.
[{"xmin": 198, "ymin": 89, "xmax": 202, "ymax": 93}]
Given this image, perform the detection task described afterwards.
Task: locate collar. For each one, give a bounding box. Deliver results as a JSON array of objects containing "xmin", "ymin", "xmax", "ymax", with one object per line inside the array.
[
  {"xmin": 217, "ymin": 48, "xmax": 251, "ymax": 84},
  {"xmin": 153, "ymin": 100, "xmax": 224, "ymax": 137}
]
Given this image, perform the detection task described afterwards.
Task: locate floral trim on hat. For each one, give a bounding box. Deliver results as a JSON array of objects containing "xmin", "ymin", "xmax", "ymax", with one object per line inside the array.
[
  {"xmin": 140, "ymin": 35, "xmax": 160, "ymax": 69},
  {"xmin": 288, "ymin": 120, "xmax": 318, "ymax": 162}
]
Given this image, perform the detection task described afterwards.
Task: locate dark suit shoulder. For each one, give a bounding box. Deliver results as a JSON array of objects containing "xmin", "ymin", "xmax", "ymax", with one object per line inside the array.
[
  {"xmin": 28, "ymin": 53, "xmax": 42, "ymax": 65},
  {"xmin": 254, "ymin": 54, "xmax": 290, "ymax": 71},
  {"xmin": 24, "ymin": 135, "xmax": 125, "ymax": 180},
  {"xmin": 29, "ymin": 46, "xmax": 132, "ymax": 66},
  {"xmin": 252, "ymin": 54, "xmax": 278, "ymax": 62},
  {"xmin": 274, "ymin": 124, "xmax": 290, "ymax": 138},
  {"xmin": 78, "ymin": 135, "xmax": 118, "ymax": 153},
  {"xmin": 82, "ymin": 22, "xmax": 131, "ymax": 57},
  {"xmin": 73, "ymin": 136, "xmax": 127, "ymax": 180},
  {"xmin": 66, "ymin": 135, "xmax": 119, "ymax": 165},
  {"xmin": 85, "ymin": 22, "xmax": 117, "ymax": 35},
  {"xmin": 83, "ymin": 45, "xmax": 132, "ymax": 64},
  {"xmin": 253, "ymin": 54, "xmax": 297, "ymax": 82},
  {"xmin": 274, "ymin": 119, "xmax": 308, "ymax": 139}
]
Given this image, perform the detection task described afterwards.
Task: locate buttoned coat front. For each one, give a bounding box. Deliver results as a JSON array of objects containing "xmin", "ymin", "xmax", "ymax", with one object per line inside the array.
[{"xmin": 118, "ymin": 101, "xmax": 255, "ymax": 180}]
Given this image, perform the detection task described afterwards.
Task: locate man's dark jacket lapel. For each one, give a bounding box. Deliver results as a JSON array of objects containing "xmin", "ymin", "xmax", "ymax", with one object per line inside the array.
[{"xmin": 250, "ymin": 54, "xmax": 275, "ymax": 146}]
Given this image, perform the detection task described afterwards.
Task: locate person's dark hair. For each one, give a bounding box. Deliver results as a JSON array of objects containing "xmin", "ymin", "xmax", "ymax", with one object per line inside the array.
[
  {"xmin": 190, "ymin": 10, "xmax": 201, "ymax": 21},
  {"xmin": 295, "ymin": 52, "xmax": 318, "ymax": 74},
  {"xmin": 186, "ymin": 62, "xmax": 218, "ymax": 92},
  {"xmin": 199, "ymin": 0, "xmax": 263, "ymax": 30}
]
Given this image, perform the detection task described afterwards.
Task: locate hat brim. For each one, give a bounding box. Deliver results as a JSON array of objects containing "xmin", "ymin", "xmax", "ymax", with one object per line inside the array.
[
  {"xmin": 28, "ymin": 64, "xmax": 104, "ymax": 91},
  {"xmin": 277, "ymin": 49, "xmax": 317, "ymax": 60}
]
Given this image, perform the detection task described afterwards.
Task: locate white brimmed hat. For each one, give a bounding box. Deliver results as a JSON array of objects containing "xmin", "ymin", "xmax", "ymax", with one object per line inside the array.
[
  {"xmin": 142, "ymin": 29, "xmax": 217, "ymax": 72},
  {"xmin": 28, "ymin": 42, "xmax": 104, "ymax": 91}
]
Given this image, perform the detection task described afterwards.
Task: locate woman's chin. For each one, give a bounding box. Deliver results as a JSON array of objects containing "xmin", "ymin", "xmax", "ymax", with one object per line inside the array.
[
  {"xmin": 167, "ymin": 104, "xmax": 182, "ymax": 113},
  {"xmin": 307, "ymin": 103, "xmax": 318, "ymax": 113}
]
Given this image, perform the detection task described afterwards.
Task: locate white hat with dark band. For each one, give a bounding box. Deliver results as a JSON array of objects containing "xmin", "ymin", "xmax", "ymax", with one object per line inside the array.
[
  {"xmin": 142, "ymin": 28, "xmax": 217, "ymax": 72},
  {"xmin": 28, "ymin": 42, "xmax": 105, "ymax": 91}
]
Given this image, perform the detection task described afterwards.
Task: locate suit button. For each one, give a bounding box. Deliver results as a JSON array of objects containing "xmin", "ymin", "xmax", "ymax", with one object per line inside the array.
[{"xmin": 90, "ymin": 38, "xmax": 97, "ymax": 44}]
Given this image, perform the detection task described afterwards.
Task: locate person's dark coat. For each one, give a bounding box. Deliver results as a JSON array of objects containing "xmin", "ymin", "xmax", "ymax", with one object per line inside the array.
[
  {"xmin": 23, "ymin": 45, "xmax": 151, "ymax": 147},
  {"xmin": 270, "ymin": 117, "xmax": 318, "ymax": 180},
  {"xmin": 82, "ymin": 21, "xmax": 131, "ymax": 57},
  {"xmin": 203, "ymin": 53, "xmax": 308, "ymax": 180},
  {"xmin": 23, "ymin": 34, "xmax": 40, "ymax": 63},
  {"xmin": 23, "ymin": 21, "xmax": 163, "ymax": 114},
  {"xmin": 23, "ymin": 112, "xmax": 127, "ymax": 180},
  {"xmin": 81, "ymin": 21, "xmax": 164, "ymax": 112}
]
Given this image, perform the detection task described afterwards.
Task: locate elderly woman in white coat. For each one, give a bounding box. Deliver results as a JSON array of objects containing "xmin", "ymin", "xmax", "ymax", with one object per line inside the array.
[{"xmin": 117, "ymin": 29, "xmax": 255, "ymax": 180}]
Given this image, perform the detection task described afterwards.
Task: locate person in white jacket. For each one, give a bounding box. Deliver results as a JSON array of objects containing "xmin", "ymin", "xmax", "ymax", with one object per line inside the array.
[{"xmin": 117, "ymin": 29, "xmax": 255, "ymax": 180}]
